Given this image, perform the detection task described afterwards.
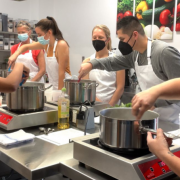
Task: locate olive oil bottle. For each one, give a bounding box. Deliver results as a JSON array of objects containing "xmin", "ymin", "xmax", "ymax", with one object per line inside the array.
[{"xmin": 57, "ymin": 87, "xmax": 70, "ymax": 129}]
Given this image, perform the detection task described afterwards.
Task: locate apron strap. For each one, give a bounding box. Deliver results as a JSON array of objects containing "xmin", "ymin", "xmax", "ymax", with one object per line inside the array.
[
  {"xmin": 147, "ymin": 38, "xmax": 152, "ymax": 65},
  {"xmin": 17, "ymin": 38, "xmax": 32, "ymax": 54},
  {"xmin": 135, "ymin": 38, "xmax": 152, "ymax": 65},
  {"xmin": 47, "ymin": 40, "xmax": 58, "ymax": 57}
]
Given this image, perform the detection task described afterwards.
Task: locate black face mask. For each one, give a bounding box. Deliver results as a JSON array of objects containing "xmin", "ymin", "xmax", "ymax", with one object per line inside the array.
[
  {"xmin": 118, "ymin": 34, "xmax": 136, "ymax": 55},
  {"xmin": 92, "ymin": 40, "xmax": 106, "ymax": 52}
]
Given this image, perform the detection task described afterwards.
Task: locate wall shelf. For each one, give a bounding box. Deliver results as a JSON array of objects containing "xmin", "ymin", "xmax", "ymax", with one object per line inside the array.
[
  {"xmin": 0, "ymin": 50, "xmax": 10, "ymax": 52},
  {"xmin": 0, "ymin": 31, "xmax": 37, "ymax": 36}
]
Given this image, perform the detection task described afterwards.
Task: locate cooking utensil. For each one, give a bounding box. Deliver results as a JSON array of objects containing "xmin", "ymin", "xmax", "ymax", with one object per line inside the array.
[
  {"xmin": 6, "ymin": 82, "xmax": 52, "ymax": 112},
  {"xmin": 64, "ymin": 79, "xmax": 98, "ymax": 105},
  {"xmin": 99, "ymin": 107, "xmax": 158, "ymax": 150}
]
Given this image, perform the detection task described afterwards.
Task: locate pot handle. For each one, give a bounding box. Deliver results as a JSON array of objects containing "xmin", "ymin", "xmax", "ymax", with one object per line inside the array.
[
  {"xmin": 83, "ymin": 83, "xmax": 99, "ymax": 89},
  {"xmin": 140, "ymin": 126, "xmax": 175, "ymax": 139},
  {"xmin": 38, "ymin": 84, "xmax": 53, "ymax": 92}
]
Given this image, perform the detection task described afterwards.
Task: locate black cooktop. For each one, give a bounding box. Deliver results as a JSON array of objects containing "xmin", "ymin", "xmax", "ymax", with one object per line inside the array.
[
  {"xmin": 84, "ymin": 138, "xmax": 151, "ymax": 160},
  {"xmin": 1, "ymin": 105, "xmax": 55, "ymax": 115}
]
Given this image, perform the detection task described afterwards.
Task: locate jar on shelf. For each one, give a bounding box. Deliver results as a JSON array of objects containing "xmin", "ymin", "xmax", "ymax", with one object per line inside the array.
[
  {"xmin": 3, "ymin": 38, "xmax": 9, "ymax": 50},
  {"xmin": 0, "ymin": 19, "xmax": 2, "ymax": 32},
  {"xmin": 8, "ymin": 18, "xmax": 14, "ymax": 32},
  {"xmin": 0, "ymin": 35, "xmax": 3, "ymax": 50},
  {"xmin": 9, "ymin": 38, "xmax": 14, "ymax": 49}
]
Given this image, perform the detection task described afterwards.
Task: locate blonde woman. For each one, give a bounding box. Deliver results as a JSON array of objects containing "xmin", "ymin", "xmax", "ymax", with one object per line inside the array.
[
  {"xmin": 11, "ymin": 21, "xmax": 45, "ymax": 83},
  {"xmin": 83, "ymin": 25, "xmax": 125, "ymax": 106}
]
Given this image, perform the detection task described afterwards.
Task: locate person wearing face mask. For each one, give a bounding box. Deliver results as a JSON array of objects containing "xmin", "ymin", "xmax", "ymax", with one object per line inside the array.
[
  {"xmin": 82, "ymin": 25, "xmax": 125, "ymax": 106},
  {"xmin": 11, "ymin": 21, "xmax": 45, "ymax": 83},
  {"xmin": 9, "ymin": 17, "xmax": 71, "ymax": 90},
  {"xmin": 78, "ymin": 16, "xmax": 180, "ymax": 124}
]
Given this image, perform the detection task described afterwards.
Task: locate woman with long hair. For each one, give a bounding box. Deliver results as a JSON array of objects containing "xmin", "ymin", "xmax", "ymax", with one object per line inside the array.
[{"xmin": 9, "ymin": 17, "xmax": 71, "ymax": 90}]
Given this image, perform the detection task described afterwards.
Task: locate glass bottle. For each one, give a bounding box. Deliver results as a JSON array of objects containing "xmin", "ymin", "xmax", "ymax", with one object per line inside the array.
[{"xmin": 57, "ymin": 87, "xmax": 70, "ymax": 129}]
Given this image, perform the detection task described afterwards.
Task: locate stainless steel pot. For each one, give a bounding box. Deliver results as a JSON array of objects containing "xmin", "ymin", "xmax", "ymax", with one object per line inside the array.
[
  {"xmin": 99, "ymin": 108, "xmax": 158, "ymax": 150},
  {"xmin": 64, "ymin": 79, "xmax": 98, "ymax": 105},
  {"xmin": 6, "ymin": 82, "xmax": 52, "ymax": 112}
]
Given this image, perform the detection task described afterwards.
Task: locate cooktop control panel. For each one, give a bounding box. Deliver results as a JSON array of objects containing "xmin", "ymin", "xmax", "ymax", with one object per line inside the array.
[
  {"xmin": 0, "ymin": 112, "xmax": 13, "ymax": 125},
  {"xmin": 138, "ymin": 150, "xmax": 180, "ymax": 180}
]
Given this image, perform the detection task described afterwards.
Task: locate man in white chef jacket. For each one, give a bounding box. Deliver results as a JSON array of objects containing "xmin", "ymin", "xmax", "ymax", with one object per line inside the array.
[{"xmin": 78, "ymin": 16, "xmax": 180, "ymax": 124}]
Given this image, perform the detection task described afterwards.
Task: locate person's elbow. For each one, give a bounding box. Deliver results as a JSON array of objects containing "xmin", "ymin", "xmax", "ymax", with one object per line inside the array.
[{"xmin": 7, "ymin": 84, "xmax": 18, "ymax": 93}]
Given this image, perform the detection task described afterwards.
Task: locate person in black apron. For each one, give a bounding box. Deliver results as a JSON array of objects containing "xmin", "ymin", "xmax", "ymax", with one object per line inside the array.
[{"xmin": 78, "ymin": 16, "xmax": 180, "ymax": 124}]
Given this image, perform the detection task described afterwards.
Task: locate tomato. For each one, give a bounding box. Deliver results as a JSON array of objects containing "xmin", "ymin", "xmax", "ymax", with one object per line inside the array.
[
  {"xmin": 159, "ymin": 9, "xmax": 171, "ymax": 25},
  {"xmin": 124, "ymin": 11, "xmax": 133, "ymax": 17},
  {"xmin": 171, "ymin": 23, "xmax": 180, "ymax": 31},
  {"xmin": 117, "ymin": 13, "xmax": 124, "ymax": 21},
  {"xmin": 164, "ymin": 0, "xmax": 173, "ymax": 2}
]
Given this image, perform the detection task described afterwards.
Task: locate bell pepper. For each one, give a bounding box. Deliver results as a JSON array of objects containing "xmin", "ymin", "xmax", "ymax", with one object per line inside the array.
[{"xmin": 136, "ymin": 1, "xmax": 149, "ymax": 20}]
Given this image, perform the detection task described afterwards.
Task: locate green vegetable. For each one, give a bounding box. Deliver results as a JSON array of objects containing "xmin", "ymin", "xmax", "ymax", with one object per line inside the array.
[
  {"xmin": 142, "ymin": 0, "xmax": 179, "ymax": 21},
  {"xmin": 110, "ymin": 103, "xmax": 132, "ymax": 108},
  {"xmin": 125, "ymin": 103, "xmax": 132, "ymax": 107},
  {"xmin": 139, "ymin": 19, "xmax": 152, "ymax": 26},
  {"xmin": 139, "ymin": 19, "xmax": 161, "ymax": 27},
  {"xmin": 146, "ymin": 0, "xmax": 164, "ymax": 9},
  {"xmin": 117, "ymin": 0, "xmax": 134, "ymax": 14}
]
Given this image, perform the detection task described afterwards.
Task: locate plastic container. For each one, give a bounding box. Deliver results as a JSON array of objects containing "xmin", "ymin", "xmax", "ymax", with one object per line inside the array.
[
  {"xmin": 8, "ymin": 18, "xmax": 14, "ymax": 32},
  {"xmin": 3, "ymin": 38, "xmax": 9, "ymax": 50},
  {"xmin": 57, "ymin": 87, "xmax": 70, "ymax": 130},
  {"xmin": 9, "ymin": 38, "xmax": 14, "ymax": 49},
  {"xmin": 0, "ymin": 35, "xmax": 3, "ymax": 49}
]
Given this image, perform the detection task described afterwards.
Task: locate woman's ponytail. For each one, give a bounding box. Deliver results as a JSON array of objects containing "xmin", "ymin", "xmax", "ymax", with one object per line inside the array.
[{"xmin": 36, "ymin": 16, "xmax": 69, "ymax": 46}]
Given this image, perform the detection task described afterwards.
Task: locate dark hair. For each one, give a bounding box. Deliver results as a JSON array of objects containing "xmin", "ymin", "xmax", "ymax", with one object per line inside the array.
[
  {"xmin": 117, "ymin": 16, "xmax": 145, "ymax": 36},
  {"xmin": 35, "ymin": 16, "xmax": 69, "ymax": 46}
]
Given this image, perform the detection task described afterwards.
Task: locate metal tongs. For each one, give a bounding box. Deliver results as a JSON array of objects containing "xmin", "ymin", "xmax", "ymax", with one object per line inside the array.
[
  {"xmin": 139, "ymin": 120, "xmax": 179, "ymax": 139},
  {"xmin": 39, "ymin": 127, "xmax": 55, "ymax": 135}
]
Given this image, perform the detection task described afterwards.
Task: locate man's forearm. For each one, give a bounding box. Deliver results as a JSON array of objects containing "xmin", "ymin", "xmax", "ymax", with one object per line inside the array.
[{"xmin": 90, "ymin": 55, "xmax": 133, "ymax": 71}]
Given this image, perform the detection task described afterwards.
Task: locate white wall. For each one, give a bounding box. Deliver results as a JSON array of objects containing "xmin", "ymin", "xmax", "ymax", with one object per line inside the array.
[
  {"xmin": 53, "ymin": 0, "xmax": 117, "ymax": 75},
  {"xmin": 0, "ymin": 0, "xmax": 180, "ymax": 74}
]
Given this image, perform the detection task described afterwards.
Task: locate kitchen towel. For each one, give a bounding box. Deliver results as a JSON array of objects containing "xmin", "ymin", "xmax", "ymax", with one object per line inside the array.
[{"xmin": 0, "ymin": 129, "xmax": 35, "ymax": 146}]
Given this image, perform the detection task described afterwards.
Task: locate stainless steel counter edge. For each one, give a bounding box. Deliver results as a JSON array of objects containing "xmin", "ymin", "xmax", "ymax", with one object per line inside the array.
[
  {"xmin": 0, "ymin": 138, "xmax": 74, "ymax": 180},
  {"xmin": 59, "ymin": 158, "xmax": 116, "ymax": 180}
]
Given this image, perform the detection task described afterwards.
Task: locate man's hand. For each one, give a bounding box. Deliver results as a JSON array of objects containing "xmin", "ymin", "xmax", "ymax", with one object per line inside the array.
[
  {"xmin": 78, "ymin": 63, "xmax": 93, "ymax": 79},
  {"xmin": 147, "ymin": 129, "xmax": 172, "ymax": 157},
  {"xmin": 132, "ymin": 89, "xmax": 159, "ymax": 120}
]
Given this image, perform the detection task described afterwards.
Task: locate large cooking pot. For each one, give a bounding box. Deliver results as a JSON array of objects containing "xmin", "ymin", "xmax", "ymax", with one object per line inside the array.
[
  {"xmin": 99, "ymin": 108, "xmax": 158, "ymax": 150},
  {"xmin": 64, "ymin": 79, "xmax": 98, "ymax": 105},
  {"xmin": 6, "ymin": 82, "xmax": 52, "ymax": 112}
]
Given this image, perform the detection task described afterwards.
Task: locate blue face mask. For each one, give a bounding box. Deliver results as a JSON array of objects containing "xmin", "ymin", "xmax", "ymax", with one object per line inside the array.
[
  {"xmin": 37, "ymin": 35, "xmax": 50, "ymax": 45},
  {"xmin": 18, "ymin": 33, "xmax": 29, "ymax": 42}
]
